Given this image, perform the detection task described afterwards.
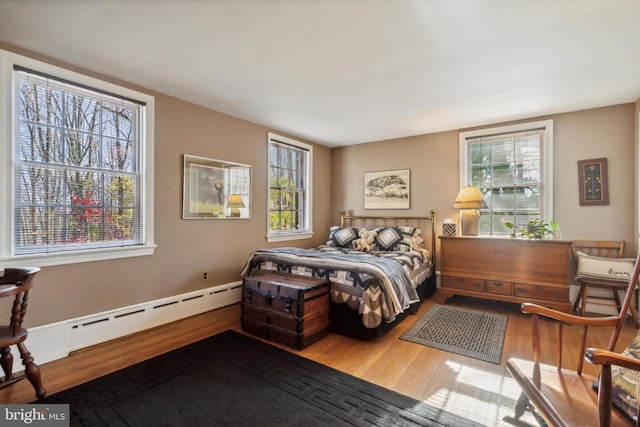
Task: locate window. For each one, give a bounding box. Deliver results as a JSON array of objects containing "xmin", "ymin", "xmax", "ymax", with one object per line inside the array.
[
  {"xmin": 267, "ymin": 133, "xmax": 313, "ymax": 242},
  {"xmin": 459, "ymin": 120, "xmax": 553, "ymax": 236},
  {"xmin": 0, "ymin": 50, "xmax": 155, "ymax": 267}
]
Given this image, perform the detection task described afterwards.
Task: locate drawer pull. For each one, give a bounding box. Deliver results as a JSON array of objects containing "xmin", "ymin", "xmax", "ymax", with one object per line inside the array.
[
  {"xmin": 494, "ymin": 282, "xmax": 504, "ymax": 287},
  {"xmin": 285, "ymin": 297, "xmax": 292, "ymax": 313},
  {"xmin": 246, "ymin": 289, "xmax": 252, "ymax": 302},
  {"xmin": 266, "ymin": 290, "xmax": 273, "ymax": 305},
  {"xmin": 472, "ymin": 283, "xmax": 482, "ymax": 289}
]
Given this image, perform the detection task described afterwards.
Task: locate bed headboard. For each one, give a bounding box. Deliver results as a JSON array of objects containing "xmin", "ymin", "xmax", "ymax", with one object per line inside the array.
[{"xmin": 339, "ymin": 210, "xmax": 437, "ymax": 267}]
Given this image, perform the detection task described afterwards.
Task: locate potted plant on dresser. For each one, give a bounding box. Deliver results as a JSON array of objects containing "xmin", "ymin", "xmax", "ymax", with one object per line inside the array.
[{"xmin": 505, "ymin": 219, "xmax": 561, "ymax": 239}]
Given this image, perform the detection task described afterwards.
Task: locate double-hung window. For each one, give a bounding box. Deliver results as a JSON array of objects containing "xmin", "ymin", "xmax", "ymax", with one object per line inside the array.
[
  {"xmin": 267, "ymin": 133, "xmax": 313, "ymax": 242},
  {"xmin": 459, "ymin": 120, "xmax": 553, "ymax": 236},
  {"xmin": 0, "ymin": 50, "xmax": 155, "ymax": 266}
]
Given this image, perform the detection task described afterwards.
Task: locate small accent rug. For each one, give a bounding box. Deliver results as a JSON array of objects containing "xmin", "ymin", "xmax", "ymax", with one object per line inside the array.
[
  {"xmin": 401, "ymin": 304, "xmax": 508, "ymax": 364},
  {"xmin": 38, "ymin": 329, "xmax": 484, "ymax": 426}
]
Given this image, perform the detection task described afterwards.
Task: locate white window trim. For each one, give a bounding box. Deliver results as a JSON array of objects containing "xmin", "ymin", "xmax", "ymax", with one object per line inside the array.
[
  {"xmin": 0, "ymin": 49, "xmax": 155, "ymax": 268},
  {"xmin": 266, "ymin": 132, "xmax": 313, "ymax": 243},
  {"xmin": 459, "ymin": 119, "xmax": 554, "ymax": 223}
]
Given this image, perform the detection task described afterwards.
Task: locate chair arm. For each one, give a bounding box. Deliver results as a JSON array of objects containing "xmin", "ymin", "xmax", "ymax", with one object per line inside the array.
[
  {"xmin": 585, "ymin": 348, "xmax": 640, "ymax": 371},
  {"xmin": 521, "ymin": 303, "xmax": 620, "ymax": 327},
  {"xmin": 0, "ymin": 284, "xmax": 23, "ymax": 298}
]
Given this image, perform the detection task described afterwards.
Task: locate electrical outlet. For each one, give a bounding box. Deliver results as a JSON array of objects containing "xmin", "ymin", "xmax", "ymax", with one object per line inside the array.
[{"xmin": 202, "ymin": 271, "xmax": 208, "ymax": 280}]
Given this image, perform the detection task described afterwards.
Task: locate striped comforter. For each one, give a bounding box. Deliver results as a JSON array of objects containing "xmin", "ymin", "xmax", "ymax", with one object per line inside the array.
[{"xmin": 241, "ymin": 246, "xmax": 432, "ymax": 328}]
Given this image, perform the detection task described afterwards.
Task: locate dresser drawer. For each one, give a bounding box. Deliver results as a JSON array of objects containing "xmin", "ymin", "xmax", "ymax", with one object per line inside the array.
[
  {"xmin": 486, "ymin": 280, "xmax": 513, "ymax": 296},
  {"xmin": 441, "ymin": 276, "xmax": 485, "ymax": 292},
  {"xmin": 514, "ymin": 283, "xmax": 569, "ymax": 302}
]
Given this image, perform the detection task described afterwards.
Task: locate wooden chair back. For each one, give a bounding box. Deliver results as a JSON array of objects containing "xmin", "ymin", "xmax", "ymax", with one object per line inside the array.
[{"xmin": 571, "ymin": 239, "xmax": 625, "ymax": 261}]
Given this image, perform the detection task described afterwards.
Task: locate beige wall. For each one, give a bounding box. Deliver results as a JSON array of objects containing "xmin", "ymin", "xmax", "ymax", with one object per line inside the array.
[
  {"xmin": 2, "ymin": 42, "xmax": 637, "ymax": 328},
  {"xmin": 331, "ymin": 104, "xmax": 637, "ymax": 261},
  {"xmin": 1, "ymin": 44, "xmax": 332, "ymax": 327}
]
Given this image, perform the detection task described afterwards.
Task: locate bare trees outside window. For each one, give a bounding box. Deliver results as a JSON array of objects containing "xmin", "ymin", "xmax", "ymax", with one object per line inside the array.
[{"xmin": 13, "ymin": 68, "xmax": 145, "ymax": 255}]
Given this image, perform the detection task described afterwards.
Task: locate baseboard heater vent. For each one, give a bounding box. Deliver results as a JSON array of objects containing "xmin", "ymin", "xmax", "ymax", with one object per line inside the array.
[
  {"xmin": 114, "ymin": 309, "xmax": 146, "ymax": 319},
  {"xmin": 27, "ymin": 281, "xmax": 243, "ymax": 365}
]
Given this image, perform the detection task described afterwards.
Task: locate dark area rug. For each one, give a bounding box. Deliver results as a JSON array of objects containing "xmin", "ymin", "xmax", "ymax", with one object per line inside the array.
[
  {"xmin": 400, "ymin": 304, "xmax": 508, "ymax": 364},
  {"xmin": 38, "ymin": 329, "xmax": 484, "ymax": 426}
]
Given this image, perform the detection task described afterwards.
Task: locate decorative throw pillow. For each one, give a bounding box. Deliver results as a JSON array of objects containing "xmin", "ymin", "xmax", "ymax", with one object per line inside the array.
[
  {"xmin": 373, "ymin": 227, "xmax": 404, "ymax": 251},
  {"xmin": 609, "ymin": 334, "xmax": 640, "ymax": 421},
  {"xmin": 373, "ymin": 226, "xmax": 423, "ymax": 251},
  {"xmin": 576, "ymin": 251, "xmax": 636, "ymax": 282},
  {"xmin": 326, "ymin": 226, "xmax": 359, "ymax": 248},
  {"xmin": 410, "ymin": 236, "xmax": 430, "ymax": 259},
  {"xmin": 401, "ymin": 226, "xmax": 424, "ymax": 251}
]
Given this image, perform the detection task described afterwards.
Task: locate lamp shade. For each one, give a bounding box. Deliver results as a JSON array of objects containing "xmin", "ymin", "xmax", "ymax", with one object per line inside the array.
[
  {"xmin": 226, "ymin": 194, "xmax": 246, "ymax": 209},
  {"xmin": 226, "ymin": 194, "xmax": 245, "ymax": 217},
  {"xmin": 452, "ymin": 186, "xmax": 488, "ymax": 210}
]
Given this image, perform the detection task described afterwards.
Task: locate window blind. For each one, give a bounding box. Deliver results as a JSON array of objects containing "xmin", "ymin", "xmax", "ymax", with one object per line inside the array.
[{"xmin": 13, "ymin": 68, "xmax": 146, "ymax": 254}]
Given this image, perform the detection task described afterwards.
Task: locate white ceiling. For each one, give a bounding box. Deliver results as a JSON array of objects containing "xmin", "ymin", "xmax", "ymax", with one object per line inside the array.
[{"xmin": 1, "ymin": 0, "xmax": 639, "ymax": 147}]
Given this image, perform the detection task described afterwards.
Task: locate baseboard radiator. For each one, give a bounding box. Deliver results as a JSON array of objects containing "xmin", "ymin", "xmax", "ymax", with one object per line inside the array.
[{"xmin": 26, "ymin": 281, "xmax": 243, "ymax": 365}]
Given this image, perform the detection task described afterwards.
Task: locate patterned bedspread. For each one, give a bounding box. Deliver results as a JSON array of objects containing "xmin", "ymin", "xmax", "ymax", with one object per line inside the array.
[{"xmin": 241, "ymin": 246, "xmax": 432, "ymax": 328}]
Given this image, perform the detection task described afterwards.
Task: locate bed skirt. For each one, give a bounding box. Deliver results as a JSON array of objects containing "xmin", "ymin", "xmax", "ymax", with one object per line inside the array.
[{"xmin": 328, "ymin": 274, "xmax": 437, "ymax": 340}]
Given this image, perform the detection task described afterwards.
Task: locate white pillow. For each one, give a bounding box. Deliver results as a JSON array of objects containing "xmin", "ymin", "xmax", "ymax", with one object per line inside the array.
[{"xmin": 576, "ymin": 251, "xmax": 636, "ymax": 282}]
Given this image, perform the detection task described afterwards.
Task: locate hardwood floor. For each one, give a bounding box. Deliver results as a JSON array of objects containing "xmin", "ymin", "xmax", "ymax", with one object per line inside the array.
[{"xmin": 1, "ymin": 295, "xmax": 637, "ymax": 426}]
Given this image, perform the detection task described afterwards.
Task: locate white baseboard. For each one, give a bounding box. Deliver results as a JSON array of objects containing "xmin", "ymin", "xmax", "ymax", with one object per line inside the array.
[{"xmin": 26, "ymin": 281, "xmax": 243, "ymax": 366}]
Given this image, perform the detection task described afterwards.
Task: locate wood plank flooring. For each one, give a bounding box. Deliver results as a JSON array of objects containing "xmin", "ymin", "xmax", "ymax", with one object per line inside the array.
[{"xmin": 1, "ymin": 295, "xmax": 637, "ymax": 426}]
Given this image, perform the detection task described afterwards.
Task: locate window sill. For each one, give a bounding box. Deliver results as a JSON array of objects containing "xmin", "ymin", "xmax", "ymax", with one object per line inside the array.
[
  {"xmin": 0, "ymin": 244, "xmax": 157, "ymax": 268},
  {"xmin": 266, "ymin": 232, "xmax": 314, "ymax": 243}
]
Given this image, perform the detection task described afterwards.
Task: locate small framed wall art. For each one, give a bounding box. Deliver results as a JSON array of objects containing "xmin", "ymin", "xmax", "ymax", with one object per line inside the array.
[
  {"xmin": 364, "ymin": 169, "xmax": 410, "ymax": 209},
  {"xmin": 578, "ymin": 157, "xmax": 609, "ymax": 206},
  {"xmin": 183, "ymin": 154, "xmax": 252, "ymax": 219}
]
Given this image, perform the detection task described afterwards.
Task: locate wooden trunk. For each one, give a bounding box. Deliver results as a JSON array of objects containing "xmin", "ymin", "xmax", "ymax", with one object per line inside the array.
[{"xmin": 241, "ymin": 270, "xmax": 330, "ymax": 350}]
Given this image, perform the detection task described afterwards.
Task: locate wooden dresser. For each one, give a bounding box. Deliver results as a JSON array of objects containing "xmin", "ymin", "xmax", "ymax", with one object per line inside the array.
[
  {"xmin": 241, "ymin": 270, "xmax": 330, "ymax": 350},
  {"xmin": 438, "ymin": 236, "xmax": 573, "ymax": 311}
]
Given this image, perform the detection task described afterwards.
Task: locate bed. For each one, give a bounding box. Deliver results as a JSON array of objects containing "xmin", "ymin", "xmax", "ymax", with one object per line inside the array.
[{"xmin": 241, "ymin": 210, "xmax": 437, "ymax": 340}]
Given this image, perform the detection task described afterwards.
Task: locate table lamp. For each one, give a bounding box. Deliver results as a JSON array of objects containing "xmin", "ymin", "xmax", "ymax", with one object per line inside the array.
[
  {"xmin": 226, "ymin": 194, "xmax": 245, "ymax": 217},
  {"xmin": 452, "ymin": 186, "xmax": 488, "ymax": 236}
]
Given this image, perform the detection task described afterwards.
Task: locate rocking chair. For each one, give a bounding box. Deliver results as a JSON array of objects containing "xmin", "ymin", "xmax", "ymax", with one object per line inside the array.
[{"xmin": 506, "ymin": 252, "xmax": 640, "ymax": 426}]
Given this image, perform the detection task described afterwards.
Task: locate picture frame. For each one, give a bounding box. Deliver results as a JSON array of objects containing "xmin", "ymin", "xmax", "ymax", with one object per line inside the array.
[
  {"xmin": 182, "ymin": 154, "xmax": 251, "ymax": 219},
  {"xmin": 578, "ymin": 157, "xmax": 609, "ymax": 206},
  {"xmin": 364, "ymin": 169, "xmax": 410, "ymax": 209}
]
